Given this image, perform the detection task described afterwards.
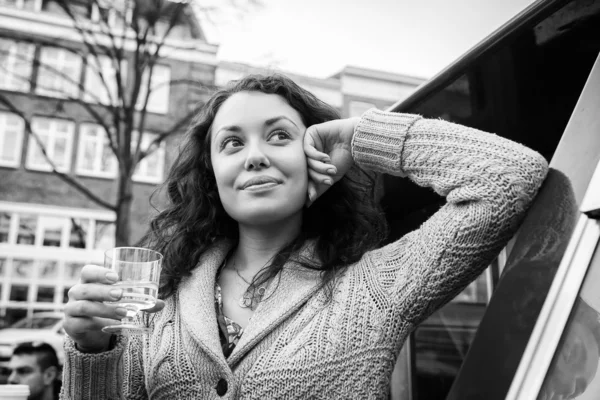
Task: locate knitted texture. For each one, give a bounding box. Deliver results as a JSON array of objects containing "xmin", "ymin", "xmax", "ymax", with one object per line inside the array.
[{"xmin": 61, "ymin": 109, "xmax": 548, "ymax": 400}]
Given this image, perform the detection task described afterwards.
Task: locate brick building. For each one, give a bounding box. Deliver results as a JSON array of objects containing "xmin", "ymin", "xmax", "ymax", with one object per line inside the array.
[{"xmin": 0, "ymin": 1, "xmax": 425, "ymax": 325}]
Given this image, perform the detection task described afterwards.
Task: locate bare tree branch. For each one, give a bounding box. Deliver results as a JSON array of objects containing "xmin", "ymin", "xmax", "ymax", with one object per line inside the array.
[{"xmin": 0, "ymin": 94, "xmax": 117, "ymax": 211}]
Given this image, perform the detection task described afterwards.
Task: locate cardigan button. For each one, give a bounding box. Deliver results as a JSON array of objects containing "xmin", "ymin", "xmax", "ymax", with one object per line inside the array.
[{"xmin": 216, "ymin": 378, "xmax": 228, "ymax": 396}]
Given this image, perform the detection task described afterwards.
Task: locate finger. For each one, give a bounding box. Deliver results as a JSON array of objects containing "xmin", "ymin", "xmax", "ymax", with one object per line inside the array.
[
  {"xmin": 307, "ymin": 158, "xmax": 337, "ymax": 176},
  {"xmin": 68, "ymin": 283, "xmax": 123, "ymax": 302},
  {"xmin": 63, "ymin": 316, "xmax": 121, "ymax": 336},
  {"xmin": 303, "ymin": 129, "xmax": 330, "ymax": 162},
  {"xmin": 65, "ymin": 300, "xmax": 128, "ymax": 320},
  {"xmin": 304, "ymin": 145, "xmax": 331, "ymax": 163},
  {"xmin": 308, "ymin": 169, "xmax": 333, "ymax": 187},
  {"xmin": 306, "ymin": 181, "xmax": 317, "ymax": 207},
  {"xmin": 143, "ymin": 299, "xmax": 165, "ymax": 314},
  {"xmin": 80, "ymin": 265, "xmax": 119, "ymax": 284}
]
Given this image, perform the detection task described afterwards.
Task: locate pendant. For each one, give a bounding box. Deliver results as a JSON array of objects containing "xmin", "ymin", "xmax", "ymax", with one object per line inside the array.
[{"xmin": 239, "ymin": 292, "xmax": 253, "ymax": 308}]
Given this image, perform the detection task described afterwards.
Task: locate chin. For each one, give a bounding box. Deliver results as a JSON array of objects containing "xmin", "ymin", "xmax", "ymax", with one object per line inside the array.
[{"xmin": 232, "ymin": 206, "xmax": 304, "ymax": 227}]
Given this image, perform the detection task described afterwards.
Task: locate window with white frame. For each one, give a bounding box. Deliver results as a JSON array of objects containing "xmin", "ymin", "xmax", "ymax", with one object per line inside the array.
[
  {"xmin": 26, "ymin": 117, "xmax": 74, "ymax": 172},
  {"xmin": 76, "ymin": 123, "xmax": 117, "ymax": 177},
  {"xmin": 132, "ymin": 132, "xmax": 165, "ymax": 183},
  {"xmin": 0, "ymin": 38, "xmax": 35, "ymax": 92},
  {"xmin": 348, "ymin": 101, "xmax": 377, "ymax": 118},
  {"xmin": 83, "ymin": 55, "xmax": 127, "ymax": 106},
  {"xmin": 0, "ymin": 0, "xmax": 42, "ymax": 11},
  {"xmin": 136, "ymin": 64, "xmax": 171, "ymax": 114},
  {"xmin": 0, "ymin": 202, "xmax": 115, "ymax": 324},
  {"xmin": 36, "ymin": 47, "xmax": 82, "ymax": 98},
  {"xmin": 0, "ymin": 111, "xmax": 25, "ymax": 168}
]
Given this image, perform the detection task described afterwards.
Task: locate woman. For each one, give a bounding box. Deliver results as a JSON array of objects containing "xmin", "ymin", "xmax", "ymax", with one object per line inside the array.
[{"xmin": 61, "ymin": 74, "xmax": 548, "ymax": 399}]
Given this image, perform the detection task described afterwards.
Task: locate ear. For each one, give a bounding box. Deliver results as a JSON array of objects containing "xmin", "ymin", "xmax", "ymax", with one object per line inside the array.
[{"xmin": 42, "ymin": 365, "xmax": 58, "ymax": 386}]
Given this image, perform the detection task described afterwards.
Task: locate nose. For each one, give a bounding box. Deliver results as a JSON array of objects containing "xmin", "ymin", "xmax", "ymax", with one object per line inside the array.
[
  {"xmin": 7, "ymin": 371, "xmax": 18, "ymax": 384},
  {"xmin": 244, "ymin": 141, "xmax": 270, "ymax": 171}
]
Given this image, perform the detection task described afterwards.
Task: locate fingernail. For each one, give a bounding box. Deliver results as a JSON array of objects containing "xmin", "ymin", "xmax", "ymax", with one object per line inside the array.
[
  {"xmin": 106, "ymin": 272, "xmax": 119, "ymax": 283},
  {"xmin": 109, "ymin": 289, "xmax": 123, "ymax": 300},
  {"xmin": 327, "ymin": 168, "xmax": 337, "ymax": 175},
  {"xmin": 115, "ymin": 307, "xmax": 128, "ymax": 317},
  {"xmin": 323, "ymin": 179, "xmax": 333, "ymax": 186},
  {"xmin": 308, "ymin": 191, "xmax": 315, "ymax": 202}
]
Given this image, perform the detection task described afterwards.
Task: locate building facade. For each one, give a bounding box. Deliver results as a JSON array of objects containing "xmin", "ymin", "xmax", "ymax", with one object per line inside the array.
[{"xmin": 0, "ymin": 1, "xmax": 425, "ymax": 326}]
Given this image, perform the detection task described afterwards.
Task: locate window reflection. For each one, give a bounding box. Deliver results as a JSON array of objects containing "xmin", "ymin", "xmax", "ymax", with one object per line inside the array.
[
  {"xmin": 13, "ymin": 259, "xmax": 34, "ymax": 278},
  {"xmin": 40, "ymin": 216, "xmax": 63, "ymax": 247},
  {"xmin": 38, "ymin": 260, "xmax": 58, "ymax": 279},
  {"xmin": 94, "ymin": 220, "xmax": 115, "ymax": 249},
  {"xmin": 69, "ymin": 218, "xmax": 89, "ymax": 248},
  {"xmin": 0, "ymin": 212, "xmax": 10, "ymax": 243},
  {"xmin": 64, "ymin": 262, "xmax": 82, "ymax": 281},
  {"xmin": 538, "ymin": 242, "xmax": 600, "ymax": 400},
  {"xmin": 16, "ymin": 214, "xmax": 36, "ymax": 245}
]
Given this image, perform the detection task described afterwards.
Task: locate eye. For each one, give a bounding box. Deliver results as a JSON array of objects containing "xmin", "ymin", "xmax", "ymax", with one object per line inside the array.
[
  {"xmin": 268, "ymin": 130, "xmax": 291, "ymax": 143},
  {"xmin": 220, "ymin": 136, "xmax": 243, "ymax": 150}
]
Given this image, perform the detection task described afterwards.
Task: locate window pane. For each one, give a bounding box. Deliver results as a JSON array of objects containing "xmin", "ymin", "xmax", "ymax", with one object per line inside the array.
[
  {"xmin": 13, "ymin": 259, "xmax": 34, "ymax": 278},
  {"xmin": 137, "ymin": 64, "xmax": 171, "ymax": 114},
  {"xmin": 36, "ymin": 287, "xmax": 55, "ymax": 303},
  {"xmin": 536, "ymin": 239, "xmax": 600, "ymax": 400},
  {"xmin": 40, "ymin": 216, "xmax": 63, "ymax": 247},
  {"xmin": 0, "ymin": 112, "xmax": 24, "ymax": 165},
  {"xmin": 9, "ymin": 285, "xmax": 28, "ymax": 302},
  {"xmin": 16, "ymin": 214, "xmax": 37, "ymax": 245},
  {"xmin": 37, "ymin": 47, "xmax": 82, "ymax": 98},
  {"xmin": 53, "ymin": 135, "xmax": 68, "ymax": 169},
  {"xmin": 0, "ymin": 212, "xmax": 10, "ymax": 243},
  {"xmin": 38, "ymin": 260, "xmax": 58, "ymax": 279},
  {"xmin": 64, "ymin": 262, "xmax": 83, "ymax": 281},
  {"xmin": 69, "ymin": 218, "xmax": 89, "ymax": 248},
  {"xmin": 94, "ymin": 221, "xmax": 115, "ymax": 249},
  {"xmin": 0, "ymin": 257, "xmax": 6, "ymax": 276}
]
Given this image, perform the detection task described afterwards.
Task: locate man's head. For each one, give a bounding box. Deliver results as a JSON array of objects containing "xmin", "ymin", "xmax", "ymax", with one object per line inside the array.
[{"xmin": 7, "ymin": 342, "xmax": 59, "ymax": 400}]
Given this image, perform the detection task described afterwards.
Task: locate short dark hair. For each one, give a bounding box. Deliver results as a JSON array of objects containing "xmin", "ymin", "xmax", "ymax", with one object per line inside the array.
[{"xmin": 12, "ymin": 342, "xmax": 59, "ymax": 371}]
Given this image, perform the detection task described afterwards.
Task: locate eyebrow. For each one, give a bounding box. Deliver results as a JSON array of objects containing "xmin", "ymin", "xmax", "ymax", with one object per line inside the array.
[{"xmin": 215, "ymin": 116, "xmax": 299, "ymax": 137}]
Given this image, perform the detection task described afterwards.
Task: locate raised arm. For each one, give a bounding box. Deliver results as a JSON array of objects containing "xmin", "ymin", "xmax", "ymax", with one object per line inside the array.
[{"xmin": 352, "ymin": 109, "xmax": 548, "ymax": 326}]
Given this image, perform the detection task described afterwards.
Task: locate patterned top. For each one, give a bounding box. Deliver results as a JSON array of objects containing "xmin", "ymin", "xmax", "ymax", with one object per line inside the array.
[
  {"xmin": 214, "ymin": 281, "xmax": 244, "ymax": 358},
  {"xmin": 61, "ymin": 109, "xmax": 549, "ymax": 400}
]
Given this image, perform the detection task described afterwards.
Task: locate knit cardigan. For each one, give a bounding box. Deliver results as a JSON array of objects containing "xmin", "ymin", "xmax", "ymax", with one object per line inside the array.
[{"xmin": 60, "ymin": 109, "xmax": 548, "ymax": 400}]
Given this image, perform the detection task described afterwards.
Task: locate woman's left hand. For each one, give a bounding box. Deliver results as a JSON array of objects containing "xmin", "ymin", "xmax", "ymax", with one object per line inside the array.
[{"xmin": 303, "ymin": 117, "xmax": 360, "ymax": 206}]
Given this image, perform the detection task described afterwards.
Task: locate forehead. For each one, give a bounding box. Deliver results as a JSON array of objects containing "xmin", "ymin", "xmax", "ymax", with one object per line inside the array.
[
  {"xmin": 9, "ymin": 354, "xmax": 39, "ymax": 370},
  {"xmin": 212, "ymin": 91, "xmax": 305, "ymax": 131}
]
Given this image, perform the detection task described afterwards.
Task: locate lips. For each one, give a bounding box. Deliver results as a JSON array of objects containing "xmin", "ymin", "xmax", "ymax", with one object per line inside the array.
[{"xmin": 241, "ymin": 176, "xmax": 282, "ymax": 190}]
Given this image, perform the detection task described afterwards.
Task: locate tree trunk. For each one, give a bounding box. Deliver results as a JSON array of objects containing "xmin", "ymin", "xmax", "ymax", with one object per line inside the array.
[{"xmin": 115, "ymin": 174, "xmax": 134, "ymax": 247}]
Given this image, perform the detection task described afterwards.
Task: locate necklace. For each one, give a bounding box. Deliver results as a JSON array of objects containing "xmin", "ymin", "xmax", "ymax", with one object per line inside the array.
[{"xmin": 231, "ymin": 258, "xmax": 267, "ymax": 309}]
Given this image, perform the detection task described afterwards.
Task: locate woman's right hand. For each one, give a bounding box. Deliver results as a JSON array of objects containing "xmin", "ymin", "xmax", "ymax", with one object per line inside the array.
[{"xmin": 63, "ymin": 265, "xmax": 164, "ymax": 353}]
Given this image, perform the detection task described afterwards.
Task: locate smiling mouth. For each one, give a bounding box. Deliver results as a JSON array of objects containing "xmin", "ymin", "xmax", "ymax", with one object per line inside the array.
[{"xmin": 243, "ymin": 182, "xmax": 280, "ymax": 192}]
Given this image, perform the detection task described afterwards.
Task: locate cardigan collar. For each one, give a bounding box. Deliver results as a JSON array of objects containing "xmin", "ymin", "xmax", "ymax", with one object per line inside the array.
[{"xmin": 178, "ymin": 239, "xmax": 322, "ymax": 368}]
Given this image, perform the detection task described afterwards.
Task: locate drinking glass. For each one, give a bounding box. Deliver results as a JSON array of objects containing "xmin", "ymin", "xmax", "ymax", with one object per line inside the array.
[{"xmin": 102, "ymin": 247, "xmax": 162, "ymax": 334}]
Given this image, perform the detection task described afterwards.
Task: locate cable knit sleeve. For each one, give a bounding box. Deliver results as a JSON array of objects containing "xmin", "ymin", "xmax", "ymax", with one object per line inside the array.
[
  {"xmin": 352, "ymin": 108, "xmax": 548, "ymax": 326},
  {"xmin": 60, "ymin": 333, "xmax": 147, "ymax": 400}
]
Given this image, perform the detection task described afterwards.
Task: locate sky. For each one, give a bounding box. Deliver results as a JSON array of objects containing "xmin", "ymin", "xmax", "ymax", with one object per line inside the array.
[{"xmin": 201, "ymin": 0, "xmax": 537, "ymax": 79}]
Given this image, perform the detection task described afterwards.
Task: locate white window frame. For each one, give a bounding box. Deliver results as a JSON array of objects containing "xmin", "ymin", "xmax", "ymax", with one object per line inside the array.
[
  {"xmin": 0, "ymin": 201, "xmax": 115, "ymax": 317},
  {"xmin": 0, "ymin": 38, "xmax": 35, "ymax": 92},
  {"xmin": 132, "ymin": 132, "xmax": 166, "ymax": 184},
  {"xmin": 26, "ymin": 117, "xmax": 75, "ymax": 172},
  {"xmin": 83, "ymin": 55, "xmax": 127, "ymax": 106},
  {"xmin": 36, "ymin": 47, "xmax": 82, "ymax": 99},
  {"xmin": 0, "ymin": 111, "xmax": 25, "ymax": 168},
  {"xmin": 136, "ymin": 64, "xmax": 171, "ymax": 114},
  {"xmin": 0, "ymin": 0, "xmax": 42, "ymax": 11},
  {"xmin": 76, "ymin": 123, "xmax": 118, "ymax": 178}
]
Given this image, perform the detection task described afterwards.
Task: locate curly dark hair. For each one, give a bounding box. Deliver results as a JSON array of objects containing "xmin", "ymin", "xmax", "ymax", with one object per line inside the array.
[{"xmin": 142, "ymin": 74, "xmax": 387, "ymax": 300}]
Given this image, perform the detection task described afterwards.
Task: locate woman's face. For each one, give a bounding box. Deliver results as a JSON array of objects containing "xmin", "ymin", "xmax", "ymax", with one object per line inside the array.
[{"xmin": 210, "ymin": 91, "xmax": 308, "ymax": 226}]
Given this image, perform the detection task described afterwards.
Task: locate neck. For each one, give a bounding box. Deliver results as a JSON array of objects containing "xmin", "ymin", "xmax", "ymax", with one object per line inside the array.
[{"xmin": 234, "ymin": 213, "xmax": 302, "ymax": 275}]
